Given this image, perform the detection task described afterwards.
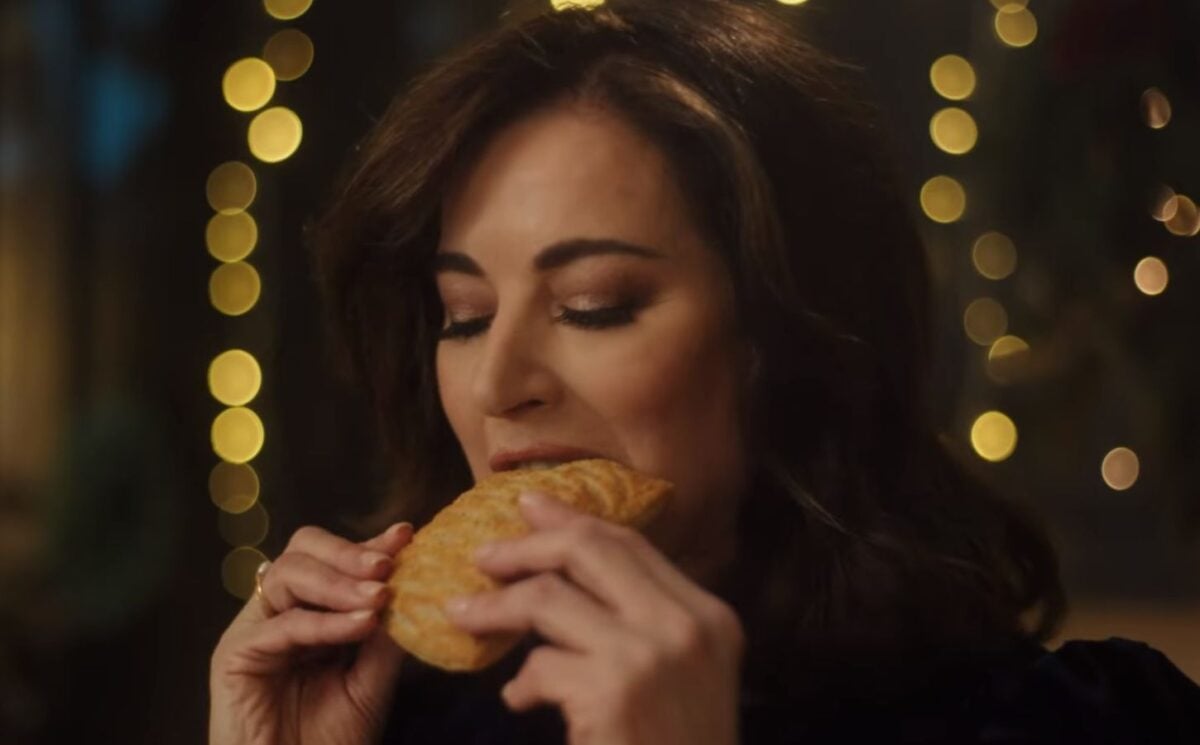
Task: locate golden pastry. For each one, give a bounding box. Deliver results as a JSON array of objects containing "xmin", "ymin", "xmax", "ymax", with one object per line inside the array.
[{"xmin": 384, "ymin": 458, "xmax": 672, "ymax": 671}]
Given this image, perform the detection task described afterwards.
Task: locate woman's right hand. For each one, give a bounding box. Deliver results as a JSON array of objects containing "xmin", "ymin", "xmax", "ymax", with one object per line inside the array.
[{"xmin": 209, "ymin": 521, "xmax": 415, "ymax": 745}]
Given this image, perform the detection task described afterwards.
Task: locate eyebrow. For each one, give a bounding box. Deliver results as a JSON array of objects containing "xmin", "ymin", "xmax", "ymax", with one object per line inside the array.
[{"xmin": 432, "ymin": 238, "xmax": 666, "ymax": 276}]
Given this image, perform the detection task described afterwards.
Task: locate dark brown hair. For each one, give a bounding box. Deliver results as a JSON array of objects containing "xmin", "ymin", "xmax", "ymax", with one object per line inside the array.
[{"xmin": 311, "ymin": 0, "xmax": 1065, "ymax": 704}]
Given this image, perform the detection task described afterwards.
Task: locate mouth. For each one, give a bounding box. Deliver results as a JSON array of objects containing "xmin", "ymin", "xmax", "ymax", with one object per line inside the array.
[{"xmin": 488, "ymin": 446, "xmax": 608, "ymax": 473}]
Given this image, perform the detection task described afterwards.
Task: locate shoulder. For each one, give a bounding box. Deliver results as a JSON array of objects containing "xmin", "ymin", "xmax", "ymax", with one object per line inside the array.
[{"xmin": 968, "ymin": 636, "xmax": 1200, "ymax": 744}]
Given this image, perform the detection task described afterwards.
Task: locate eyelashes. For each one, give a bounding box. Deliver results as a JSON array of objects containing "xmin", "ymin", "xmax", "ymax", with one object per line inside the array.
[{"xmin": 437, "ymin": 303, "xmax": 640, "ymax": 341}]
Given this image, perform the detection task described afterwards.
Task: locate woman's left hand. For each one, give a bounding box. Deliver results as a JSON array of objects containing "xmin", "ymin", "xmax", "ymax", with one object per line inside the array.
[{"xmin": 443, "ymin": 490, "xmax": 745, "ymax": 745}]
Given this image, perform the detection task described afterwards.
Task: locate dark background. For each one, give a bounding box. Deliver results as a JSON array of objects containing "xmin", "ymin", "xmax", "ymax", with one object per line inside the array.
[{"xmin": 1, "ymin": 0, "xmax": 1196, "ymax": 742}]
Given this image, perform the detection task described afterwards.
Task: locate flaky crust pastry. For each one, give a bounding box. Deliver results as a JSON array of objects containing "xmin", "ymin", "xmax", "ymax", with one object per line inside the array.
[{"xmin": 384, "ymin": 458, "xmax": 673, "ymax": 671}]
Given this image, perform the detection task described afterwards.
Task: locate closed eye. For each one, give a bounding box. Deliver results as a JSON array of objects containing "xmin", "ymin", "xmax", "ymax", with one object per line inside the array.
[{"xmin": 438, "ymin": 303, "xmax": 640, "ymax": 341}]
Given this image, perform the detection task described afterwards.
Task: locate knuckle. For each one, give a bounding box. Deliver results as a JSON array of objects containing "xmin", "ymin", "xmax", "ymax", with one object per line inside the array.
[
  {"xmin": 526, "ymin": 572, "xmax": 563, "ymax": 602},
  {"xmin": 664, "ymin": 613, "xmax": 707, "ymax": 657},
  {"xmin": 287, "ymin": 524, "xmax": 323, "ymax": 551}
]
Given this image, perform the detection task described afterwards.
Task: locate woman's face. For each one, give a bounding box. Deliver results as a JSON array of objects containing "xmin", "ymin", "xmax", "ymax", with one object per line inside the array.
[{"xmin": 434, "ymin": 97, "xmax": 750, "ymax": 588}]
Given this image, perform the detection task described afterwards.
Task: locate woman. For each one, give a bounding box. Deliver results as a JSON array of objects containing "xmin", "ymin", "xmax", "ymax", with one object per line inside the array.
[{"xmin": 208, "ymin": 1, "xmax": 1200, "ymax": 743}]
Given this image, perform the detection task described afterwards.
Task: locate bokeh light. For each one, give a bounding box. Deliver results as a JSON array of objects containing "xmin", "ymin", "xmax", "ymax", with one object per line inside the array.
[
  {"xmin": 212, "ymin": 407, "xmax": 265, "ymax": 464},
  {"xmin": 263, "ymin": 29, "xmax": 314, "ymax": 81},
  {"xmin": 775, "ymin": 0, "xmax": 808, "ymax": 5},
  {"xmin": 248, "ymin": 106, "xmax": 303, "ymax": 163},
  {"xmin": 1133, "ymin": 257, "xmax": 1169, "ymax": 296},
  {"xmin": 971, "ymin": 411, "xmax": 1018, "ymax": 462},
  {"xmin": 222, "ymin": 58, "xmax": 276, "ymax": 112},
  {"xmin": 206, "ymin": 211, "xmax": 258, "ymax": 263},
  {"xmin": 987, "ymin": 335, "xmax": 1031, "ymax": 385},
  {"xmin": 920, "ymin": 175, "xmax": 967, "ymax": 223},
  {"xmin": 1164, "ymin": 195, "xmax": 1200, "ymax": 236},
  {"xmin": 219, "ymin": 501, "xmax": 270, "ymax": 548},
  {"xmin": 208, "ymin": 349, "xmax": 263, "ymax": 407},
  {"xmin": 930, "ymin": 107, "xmax": 979, "ymax": 155},
  {"xmin": 206, "ymin": 161, "xmax": 257, "ymax": 214},
  {"xmin": 263, "ymin": 0, "xmax": 313, "ymax": 21},
  {"xmin": 930, "ymin": 55, "xmax": 976, "ymax": 101},
  {"xmin": 972, "ymin": 231, "xmax": 1018, "ymax": 280},
  {"xmin": 210, "ymin": 261, "xmax": 262, "ymax": 316},
  {"xmin": 222, "ymin": 546, "xmax": 268, "ymax": 600},
  {"xmin": 964, "ymin": 297, "xmax": 1008, "ymax": 346},
  {"xmin": 209, "ymin": 461, "xmax": 261, "ymax": 515},
  {"xmin": 989, "ymin": 0, "xmax": 1028, "ymax": 7},
  {"xmin": 1150, "ymin": 186, "xmax": 1178, "ymax": 222},
  {"xmin": 1141, "ymin": 88, "xmax": 1172, "ymax": 130},
  {"xmin": 995, "ymin": 5, "xmax": 1038, "ymax": 48},
  {"xmin": 1101, "ymin": 447, "xmax": 1140, "ymax": 491}
]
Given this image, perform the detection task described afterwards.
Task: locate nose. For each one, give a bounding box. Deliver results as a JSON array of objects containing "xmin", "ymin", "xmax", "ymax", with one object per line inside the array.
[{"xmin": 470, "ymin": 306, "xmax": 556, "ymax": 417}]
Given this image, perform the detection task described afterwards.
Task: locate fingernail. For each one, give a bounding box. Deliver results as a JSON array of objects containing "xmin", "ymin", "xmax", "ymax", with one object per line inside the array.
[
  {"xmin": 350, "ymin": 609, "xmax": 375, "ymax": 621},
  {"xmin": 473, "ymin": 542, "xmax": 498, "ymax": 562},
  {"xmin": 518, "ymin": 491, "xmax": 548, "ymax": 508},
  {"xmin": 363, "ymin": 551, "xmax": 392, "ymax": 569},
  {"xmin": 397, "ymin": 521, "xmax": 414, "ymax": 533},
  {"xmin": 444, "ymin": 596, "xmax": 472, "ymax": 615},
  {"xmin": 358, "ymin": 581, "xmax": 386, "ymax": 599}
]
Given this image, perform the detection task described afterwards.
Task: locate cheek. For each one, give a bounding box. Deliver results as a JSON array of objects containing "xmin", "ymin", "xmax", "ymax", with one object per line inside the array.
[{"xmin": 436, "ymin": 347, "xmax": 483, "ymax": 466}]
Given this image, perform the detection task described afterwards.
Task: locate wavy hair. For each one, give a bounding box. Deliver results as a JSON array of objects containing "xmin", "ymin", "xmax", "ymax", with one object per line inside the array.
[{"xmin": 310, "ymin": 0, "xmax": 1065, "ymax": 703}]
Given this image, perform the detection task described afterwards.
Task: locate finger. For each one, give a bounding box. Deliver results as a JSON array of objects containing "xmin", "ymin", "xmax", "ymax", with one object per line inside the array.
[
  {"xmin": 346, "ymin": 624, "xmax": 407, "ymax": 710},
  {"xmin": 285, "ymin": 525, "xmax": 395, "ymax": 581},
  {"xmin": 223, "ymin": 607, "xmax": 381, "ymax": 676},
  {"xmin": 501, "ymin": 645, "xmax": 587, "ymax": 713},
  {"xmin": 261, "ymin": 551, "xmax": 392, "ymax": 615},
  {"xmin": 444, "ymin": 572, "xmax": 624, "ymax": 653},
  {"xmin": 514, "ymin": 490, "xmax": 717, "ymax": 616},
  {"xmin": 361, "ymin": 521, "xmax": 415, "ymax": 554},
  {"xmin": 475, "ymin": 498, "xmax": 679, "ymax": 624}
]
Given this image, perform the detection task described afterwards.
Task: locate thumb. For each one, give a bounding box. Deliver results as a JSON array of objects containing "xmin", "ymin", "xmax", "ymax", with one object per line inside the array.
[{"xmin": 347, "ymin": 624, "xmax": 407, "ymax": 707}]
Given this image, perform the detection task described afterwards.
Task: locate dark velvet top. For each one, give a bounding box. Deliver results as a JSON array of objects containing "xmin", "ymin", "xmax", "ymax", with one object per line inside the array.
[{"xmin": 379, "ymin": 633, "xmax": 1200, "ymax": 744}]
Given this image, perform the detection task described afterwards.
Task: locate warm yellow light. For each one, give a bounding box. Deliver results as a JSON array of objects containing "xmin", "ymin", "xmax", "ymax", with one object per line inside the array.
[
  {"xmin": 989, "ymin": 0, "xmax": 1028, "ymax": 7},
  {"xmin": 222, "ymin": 546, "xmax": 268, "ymax": 600},
  {"xmin": 1151, "ymin": 186, "xmax": 1178, "ymax": 222},
  {"xmin": 219, "ymin": 501, "xmax": 270, "ymax": 548},
  {"xmin": 208, "ymin": 349, "xmax": 263, "ymax": 406},
  {"xmin": 1141, "ymin": 88, "xmax": 1172, "ymax": 130},
  {"xmin": 206, "ymin": 161, "xmax": 257, "ymax": 214},
  {"xmin": 206, "ymin": 211, "xmax": 258, "ymax": 263},
  {"xmin": 986, "ymin": 335, "xmax": 1030, "ymax": 385},
  {"xmin": 963, "ymin": 297, "xmax": 1008, "ymax": 346},
  {"xmin": 222, "ymin": 58, "xmax": 276, "ymax": 113},
  {"xmin": 210, "ymin": 261, "xmax": 262, "ymax": 316},
  {"xmin": 972, "ymin": 231, "xmax": 1017, "ymax": 280},
  {"xmin": 930, "ymin": 55, "xmax": 976, "ymax": 101},
  {"xmin": 995, "ymin": 5, "xmax": 1038, "ymax": 48},
  {"xmin": 930, "ymin": 107, "xmax": 979, "ymax": 155},
  {"xmin": 212, "ymin": 407, "xmax": 265, "ymax": 464},
  {"xmin": 971, "ymin": 411, "xmax": 1017, "ymax": 462},
  {"xmin": 920, "ymin": 176, "xmax": 967, "ymax": 223},
  {"xmin": 248, "ymin": 106, "xmax": 303, "ymax": 163},
  {"xmin": 1101, "ymin": 447, "xmax": 1140, "ymax": 491},
  {"xmin": 263, "ymin": 0, "xmax": 313, "ymax": 21},
  {"xmin": 263, "ymin": 29, "xmax": 314, "ymax": 81},
  {"xmin": 1133, "ymin": 257, "xmax": 1169, "ymax": 296},
  {"xmin": 776, "ymin": 0, "xmax": 808, "ymax": 5},
  {"xmin": 209, "ymin": 461, "xmax": 260, "ymax": 514},
  {"xmin": 1164, "ymin": 195, "xmax": 1200, "ymax": 236},
  {"xmin": 551, "ymin": 0, "xmax": 606, "ymax": 9}
]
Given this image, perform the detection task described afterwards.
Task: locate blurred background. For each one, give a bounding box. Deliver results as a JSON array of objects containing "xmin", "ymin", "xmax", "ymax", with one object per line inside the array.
[{"xmin": 0, "ymin": 0, "xmax": 1197, "ymax": 741}]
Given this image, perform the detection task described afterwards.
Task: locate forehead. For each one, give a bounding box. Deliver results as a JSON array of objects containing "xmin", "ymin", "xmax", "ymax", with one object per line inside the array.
[{"xmin": 438, "ymin": 98, "xmax": 696, "ymax": 258}]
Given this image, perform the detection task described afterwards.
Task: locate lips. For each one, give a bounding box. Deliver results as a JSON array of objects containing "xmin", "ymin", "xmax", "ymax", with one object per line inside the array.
[{"xmin": 488, "ymin": 444, "xmax": 607, "ymax": 473}]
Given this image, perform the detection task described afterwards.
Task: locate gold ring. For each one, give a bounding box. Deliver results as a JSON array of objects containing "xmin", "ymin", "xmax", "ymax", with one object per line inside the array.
[{"xmin": 254, "ymin": 559, "xmax": 276, "ymax": 617}]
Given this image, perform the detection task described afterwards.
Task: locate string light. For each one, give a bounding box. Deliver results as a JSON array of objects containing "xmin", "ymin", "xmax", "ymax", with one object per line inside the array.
[
  {"xmin": 1140, "ymin": 88, "xmax": 1172, "ymax": 130},
  {"xmin": 212, "ymin": 407, "xmax": 266, "ymax": 464},
  {"xmin": 930, "ymin": 107, "xmax": 979, "ymax": 155},
  {"xmin": 222, "ymin": 546, "xmax": 269, "ymax": 600},
  {"xmin": 994, "ymin": 4, "xmax": 1038, "ymax": 48},
  {"xmin": 972, "ymin": 231, "xmax": 1018, "ymax": 280},
  {"xmin": 930, "ymin": 55, "xmax": 976, "ymax": 101},
  {"xmin": 971, "ymin": 411, "xmax": 1018, "ymax": 462},
  {"xmin": 206, "ymin": 211, "xmax": 259, "ymax": 263},
  {"xmin": 1101, "ymin": 447, "xmax": 1140, "ymax": 491},
  {"xmin": 209, "ymin": 261, "xmax": 262, "ymax": 316},
  {"xmin": 223, "ymin": 58, "xmax": 277, "ymax": 112},
  {"xmin": 920, "ymin": 175, "xmax": 967, "ymax": 223},
  {"xmin": 1133, "ymin": 257, "xmax": 1169, "ymax": 296},
  {"xmin": 551, "ymin": 0, "xmax": 606, "ymax": 9},
  {"xmin": 208, "ymin": 349, "xmax": 263, "ymax": 406},
  {"xmin": 263, "ymin": 29, "xmax": 314, "ymax": 81},
  {"xmin": 248, "ymin": 106, "xmax": 303, "ymax": 163},
  {"xmin": 209, "ymin": 461, "xmax": 261, "ymax": 514},
  {"xmin": 263, "ymin": 0, "xmax": 313, "ymax": 21},
  {"xmin": 986, "ymin": 335, "xmax": 1030, "ymax": 385},
  {"xmin": 1163, "ymin": 195, "xmax": 1200, "ymax": 236},
  {"xmin": 206, "ymin": 161, "xmax": 257, "ymax": 214},
  {"xmin": 963, "ymin": 297, "xmax": 1008, "ymax": 346}
]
